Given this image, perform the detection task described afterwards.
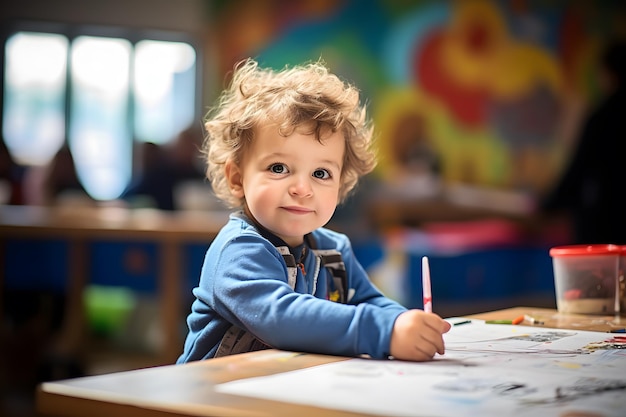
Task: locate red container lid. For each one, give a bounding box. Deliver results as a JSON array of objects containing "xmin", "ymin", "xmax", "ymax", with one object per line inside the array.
[{"xmin": 549, "ymin": 244, "xmax": 621, "ymax": 257}]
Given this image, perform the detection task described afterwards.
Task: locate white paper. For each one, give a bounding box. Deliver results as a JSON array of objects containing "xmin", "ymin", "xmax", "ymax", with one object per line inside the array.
[{"xmin": 216, "ymin": 321, "xmax": 626, "ymax": 416}]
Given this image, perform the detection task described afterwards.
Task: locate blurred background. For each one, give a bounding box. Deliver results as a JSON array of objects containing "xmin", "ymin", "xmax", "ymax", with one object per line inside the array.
[{"xmin": 1, "ymin": 0, "xmax": 625, "ymax": 415}]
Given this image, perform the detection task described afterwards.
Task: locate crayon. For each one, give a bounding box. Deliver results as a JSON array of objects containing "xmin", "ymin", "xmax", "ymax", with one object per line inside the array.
[
  {"xmin": 453, "ymin": 320, "xmax": 472, "ymax": 326},
  {"xmin": 486, "ymin": 316, "xmax": 525, "ymax": 325},
  {"xmin": 523, "ymin": 314, "xmax": 545, "ymax": 325}
]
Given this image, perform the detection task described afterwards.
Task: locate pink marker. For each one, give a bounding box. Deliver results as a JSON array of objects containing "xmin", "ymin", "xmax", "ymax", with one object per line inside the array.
[{"xmin": 422, "ymin": 256, "xmax": 432, "ymax": 313}]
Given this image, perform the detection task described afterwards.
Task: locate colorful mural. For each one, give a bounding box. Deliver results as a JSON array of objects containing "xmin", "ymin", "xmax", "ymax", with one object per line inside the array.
[{"xmin": 207, "ymin": 0, "xmax": 625, "ymax": 196}]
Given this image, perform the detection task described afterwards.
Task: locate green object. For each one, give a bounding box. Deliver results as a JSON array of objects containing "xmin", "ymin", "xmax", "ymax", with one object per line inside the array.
[
  {"xmin": 84, "ymin": 285, "xmax": 135, "ymax": 336},
  {"xmin": 485, "ymin": 320, "xmax": 513, "ymax": 324}
]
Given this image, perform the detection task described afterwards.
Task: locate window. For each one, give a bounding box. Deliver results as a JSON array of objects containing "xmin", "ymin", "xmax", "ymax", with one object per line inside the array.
[
  {"xmin": 134, "ymin": 40, "xmax": 197, "ymax": 144},
  {"xmin": 70, "ymin": 36, "xmax": 132, "ymax": 200},
  {"xmin": 2, "ymin": 29, "xmax": 198, "ymax": 201},
  {"xmin": 3, "ymin": 32, "xmax": 68, "ymax": 167}
]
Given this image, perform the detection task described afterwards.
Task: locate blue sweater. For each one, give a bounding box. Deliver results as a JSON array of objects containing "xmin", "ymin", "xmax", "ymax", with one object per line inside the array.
[{"xmin": 177, "ymin": 212, "xmax": 407, "ymax": 362}]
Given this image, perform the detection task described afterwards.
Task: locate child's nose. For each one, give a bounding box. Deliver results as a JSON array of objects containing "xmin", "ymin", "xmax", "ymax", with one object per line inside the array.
[{"xmin": 289, "ymin": 176, "xmax": 313, "ymax": 197}]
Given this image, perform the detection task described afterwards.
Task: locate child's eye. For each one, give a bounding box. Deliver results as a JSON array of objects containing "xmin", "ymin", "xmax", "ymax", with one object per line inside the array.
[
  {"xmin": 312, "ymin": 169, "xmax": 331, "ymax": 179},
  {"xmin": 269, "ymin": 163, "xmax": 288, "ymax": 174}
]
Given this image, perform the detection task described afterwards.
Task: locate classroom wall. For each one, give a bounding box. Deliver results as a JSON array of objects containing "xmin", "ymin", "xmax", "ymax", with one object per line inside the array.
[
  {"xmin": 204, "ymin": 0, "xmax": 626, "ymax": 197},
  {"xmin": 3, "ymin": 0, "xmax": 625, "ymax": 199},
  {"xmin": 0, "ymin": 0, "xmax": 207, "ymax": 32}
]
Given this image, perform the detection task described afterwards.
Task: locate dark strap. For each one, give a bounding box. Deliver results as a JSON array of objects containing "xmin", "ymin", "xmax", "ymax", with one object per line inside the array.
[
  {"xmin": 214, "ymin": 325, "xmax": 271, "ymax": 358},
  {"xmin": 312, "ymin": 249, "xmax": 347, "ymax": 303},
  {"xmin": 277, "ymin": 246, "xmax": 298, "ymax": 289}
]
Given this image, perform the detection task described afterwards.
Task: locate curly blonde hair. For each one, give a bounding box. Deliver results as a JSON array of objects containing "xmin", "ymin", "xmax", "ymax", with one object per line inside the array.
[{"xmin": 203, "ymin": 58, "xmax": 377, "ymax": 208}]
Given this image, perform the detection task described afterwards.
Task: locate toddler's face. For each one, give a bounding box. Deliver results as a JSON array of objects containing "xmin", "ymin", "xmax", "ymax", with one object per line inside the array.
[{"xmin": 228, "ymin": 123, "xmax": 344, "ymax": 246}]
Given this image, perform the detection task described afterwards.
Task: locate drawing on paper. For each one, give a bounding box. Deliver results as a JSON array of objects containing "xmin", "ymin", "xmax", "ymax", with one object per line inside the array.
[
  {"xmin": 522, "ymin": 377, "xmax": 626, "ymax": 406},
  {"xmin": 216, "ymin": 323, "xmax": 626, "ymax": 417}
]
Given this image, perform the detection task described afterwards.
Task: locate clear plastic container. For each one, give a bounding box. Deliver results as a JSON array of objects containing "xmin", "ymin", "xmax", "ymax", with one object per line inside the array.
[
  {"xmin": 549, "ymin": 244, "xmax": 621, "ymax": 315},
  {"xmin": 617, "ymin": 245, "xmax": 626, "ymax": 315}
]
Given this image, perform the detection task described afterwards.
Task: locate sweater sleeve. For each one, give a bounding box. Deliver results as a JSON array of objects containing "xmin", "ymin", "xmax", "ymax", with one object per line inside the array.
[{"xmin": 205, "ymin": 234, "xmax": 404, "ymax": 359}]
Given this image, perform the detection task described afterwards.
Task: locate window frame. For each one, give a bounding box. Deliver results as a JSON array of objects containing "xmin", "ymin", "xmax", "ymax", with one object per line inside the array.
[{"xmin": 0, "ymin": 19, "xmax": 203, "ymax": 200}]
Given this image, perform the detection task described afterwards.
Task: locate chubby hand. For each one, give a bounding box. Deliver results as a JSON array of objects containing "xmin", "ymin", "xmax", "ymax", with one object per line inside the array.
[{"xmin": 389, "ymin": 309, "xmax": 452, "ymax": 361}]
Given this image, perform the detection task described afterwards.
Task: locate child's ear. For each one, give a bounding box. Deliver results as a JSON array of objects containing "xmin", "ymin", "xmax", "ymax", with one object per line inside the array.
[{"xmin": 224, "ymin": 160, "xmax": 245, "ymax": 199}]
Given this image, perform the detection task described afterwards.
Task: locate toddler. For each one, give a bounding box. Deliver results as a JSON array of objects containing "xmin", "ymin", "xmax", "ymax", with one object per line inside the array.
[{"xmin": 177, "ymin": 58, "xmax": 450, "ymax": 363}]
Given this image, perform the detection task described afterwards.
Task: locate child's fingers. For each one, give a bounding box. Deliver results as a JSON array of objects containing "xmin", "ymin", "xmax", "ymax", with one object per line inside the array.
[
  {"xmin": 414, "ymin": 339, "xmax": 439, "ymax": 359},
  {"xmin": 417, "ymin": 325, "xmax": 446, "ymax": 355},
  {"xmin": 412, "ymin": 343, "xmax": 437, "ymax": 361},
  {"xmin": 390, "ymin": 310, "xmax": 451, "ymax": 361},
  {"xmin": 424, "ymin": 312, "xmax": 452, "ymax": 333}
]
